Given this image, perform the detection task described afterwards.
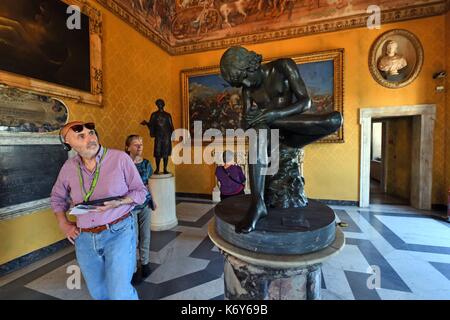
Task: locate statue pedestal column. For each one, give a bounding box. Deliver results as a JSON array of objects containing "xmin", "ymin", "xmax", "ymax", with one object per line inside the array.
[
  {"xmin": 208, "ymin": 219, "xmax": 345, "ymax": 300},
  {"xmin": 149, "ymin": 174, "xmax": 177, "ymax": 231},
  {"xmin": 212, "ymin": 186, "xmax": 221, "ymax": 203}
]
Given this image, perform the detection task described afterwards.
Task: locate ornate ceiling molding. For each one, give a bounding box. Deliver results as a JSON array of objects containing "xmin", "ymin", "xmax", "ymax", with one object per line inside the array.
[{"xmin": 96, "ymin": 0, "xmax": 449, "ymax": 55}]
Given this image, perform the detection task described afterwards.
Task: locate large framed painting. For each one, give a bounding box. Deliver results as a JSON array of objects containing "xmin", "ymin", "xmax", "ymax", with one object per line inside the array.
[
  {"xmin": 0, "ymin": 0, "xmax": 103, "ymax": 106},
  {"xmin": 181, "ymin": 48, "xmax": 344, "ymax": 143}
]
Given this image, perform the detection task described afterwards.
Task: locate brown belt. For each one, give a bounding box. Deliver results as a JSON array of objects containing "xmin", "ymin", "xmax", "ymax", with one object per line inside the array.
[{"xmin": 79, "ymin": 212, "xmax": 131, "ymax": 234}]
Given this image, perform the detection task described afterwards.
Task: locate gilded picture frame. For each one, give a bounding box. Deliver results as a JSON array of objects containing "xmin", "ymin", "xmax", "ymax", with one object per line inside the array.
[
  {"xmin": 369, "ymin": 29, "xmax": 424, "ymax": 89},
  {"xmin": 0, "ymin": 0, "xmax": 103, "ymax": 106},
  {"xmin": 180, "ymin": 48, "xmax": 344, "ymax": 144}
]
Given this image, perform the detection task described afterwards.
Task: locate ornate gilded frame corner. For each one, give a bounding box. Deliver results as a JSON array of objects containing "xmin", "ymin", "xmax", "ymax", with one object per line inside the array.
[
  {"xmin": 369, "ymin": 29, "xmax": 424, "ymax": 89},
  {"xmin": 290, "ymin": 49, "xmax": 344, "ymax": 143},
  {"xmin": 0, "ymin": 0, "xmax": 103, "ymax": 106}
]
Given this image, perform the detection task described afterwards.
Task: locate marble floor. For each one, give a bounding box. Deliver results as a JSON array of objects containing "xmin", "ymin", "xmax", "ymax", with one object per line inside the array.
[{"xmin": 1, "ymin": 199, "xmax": 450, "ymax": 300}]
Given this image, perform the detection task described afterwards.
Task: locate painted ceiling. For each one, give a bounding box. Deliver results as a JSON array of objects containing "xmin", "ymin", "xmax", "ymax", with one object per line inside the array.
[{"xmin": 97, "ymin": 0, "xmax": 449, "ymax": 54}]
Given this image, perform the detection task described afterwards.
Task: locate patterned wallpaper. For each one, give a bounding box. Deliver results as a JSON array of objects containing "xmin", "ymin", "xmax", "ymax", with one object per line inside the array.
[
  {"xmin": 58, "ymin": 2, "xmax": 450, "ymax": 202},
  {"xmin": 172, "ymin": 15, "xmax": 449, "ymax": 204},
  {"xmin": 447, "ymin": 10, "xmax": 450, "ymax": 201},
  {"xmin": 1, "ymin": 1, "xmax": 450, "ymax": 267},
  {"xmin": 62, "ymin": 1, "xmax": 174, "ymax": 170},
  {"xmin": 4, "ymin": 1, "xmax": 447, "ymax": 202},
  {"xmin": 0, "ymin": 0, "xmax": 175, "ymax": 266}
]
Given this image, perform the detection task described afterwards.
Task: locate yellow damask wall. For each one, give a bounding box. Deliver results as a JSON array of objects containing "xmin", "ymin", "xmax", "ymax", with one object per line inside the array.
[
  {"xmin": 446, "ymin": 10, "xmax": 450, "ymax": 202},
  {"xmin": 0, "ymin": 1, "xmax": 173, "ymax": 265},
  {"xmin": 172, "ymin": 15, "xmax": 448, "ymax": 204},
  {"xmin": 2, "ymin": 8, "xmax": 450, "ymax": 267}
]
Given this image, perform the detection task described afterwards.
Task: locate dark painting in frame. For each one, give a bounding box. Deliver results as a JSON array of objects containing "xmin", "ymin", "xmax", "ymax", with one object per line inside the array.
[{"xmin": 0, "ymin": 0, "xmax": 103, "ymax": 105}]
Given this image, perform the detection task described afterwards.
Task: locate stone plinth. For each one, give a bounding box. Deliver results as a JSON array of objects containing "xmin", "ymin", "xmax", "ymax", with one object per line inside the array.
[
  {"xmin": 149, "ymin": 174, "xmax": 177, "ymax": 231},
  {"xmin": 208, "ymin": 220, "xmax": 345, "ymax": 300},
  {"xmin": 214, "ymin": 195, "xmax": 336, "ymax": 255}
]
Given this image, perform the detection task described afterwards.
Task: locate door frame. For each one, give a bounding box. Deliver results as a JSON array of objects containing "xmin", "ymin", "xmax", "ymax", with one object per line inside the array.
[{"xmin": 359, "ymin": 105, "xmax": 436, "ymax": 209}]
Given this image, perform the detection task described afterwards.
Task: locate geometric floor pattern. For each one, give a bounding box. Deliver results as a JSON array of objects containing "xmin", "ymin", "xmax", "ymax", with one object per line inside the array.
[{"xmin": 1, "ymin": 199, "xmax": 450, "ymax": 300}]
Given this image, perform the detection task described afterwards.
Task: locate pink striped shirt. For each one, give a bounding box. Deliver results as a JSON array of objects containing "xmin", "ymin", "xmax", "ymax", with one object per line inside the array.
[{"xmin": 50, "ymin": 146, "xmax": 147, "ymax": 228}]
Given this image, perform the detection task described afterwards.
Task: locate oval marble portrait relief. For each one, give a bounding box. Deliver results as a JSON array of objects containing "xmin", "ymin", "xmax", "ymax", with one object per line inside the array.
[{"xmin": 369, "ymin": 29, "xmax": 424, "ymax": 89}]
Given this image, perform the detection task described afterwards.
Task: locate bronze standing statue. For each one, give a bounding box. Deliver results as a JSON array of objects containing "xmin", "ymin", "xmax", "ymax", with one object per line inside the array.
[
  {"xmin": 141, "ymin": 99, "xmax": 174, "ymax": 174},
  {"xmin": 220, "ymin": 46, "xmax": 343, "ymax": 233}
]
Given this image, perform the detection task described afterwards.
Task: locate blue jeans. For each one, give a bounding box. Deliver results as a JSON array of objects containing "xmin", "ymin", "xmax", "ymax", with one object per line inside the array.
[{"xmin": 74, "ymin": 215, "xmax": 138, "ymax": 300}]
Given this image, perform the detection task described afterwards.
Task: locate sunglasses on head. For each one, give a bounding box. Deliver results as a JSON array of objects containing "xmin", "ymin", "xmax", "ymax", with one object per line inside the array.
[
  {"xmin": 70, "ymin": 122, "xmax": 95, "ymax": 133},
  {"xmin": 63, "ymin": 122, "xmax": 96, "ymax": 139}
]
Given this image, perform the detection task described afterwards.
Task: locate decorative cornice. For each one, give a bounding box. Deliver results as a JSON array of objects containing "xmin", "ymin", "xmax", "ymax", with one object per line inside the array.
[
  {"xmin": 96, "ymin": 0, "xmax": 173, "ymax": 53},
  {"xmin": 96, "ymin": 0, "xmax": 448, "ymax": 55},
  {"xmin": 171, "ymin": 1, "xmax": 448, "ymax": 55}
]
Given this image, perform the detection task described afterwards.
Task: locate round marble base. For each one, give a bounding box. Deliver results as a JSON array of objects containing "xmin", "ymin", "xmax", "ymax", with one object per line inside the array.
[
  {"xmin": 214, "ymin": 195, "xmax": 336, "ymax": 255},
  {"xmin": 149, "ymin": 174, "xmax": 177, "ymax": 231},
  {"xmin": 208, "ymin": 220, "xmax": 345, "ymax": 300}
]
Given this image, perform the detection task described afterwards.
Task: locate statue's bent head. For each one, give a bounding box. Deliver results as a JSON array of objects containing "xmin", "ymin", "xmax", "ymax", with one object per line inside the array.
[{"xmin": 220, "ymin": 46, "xmax": 262, "ymax": 88}]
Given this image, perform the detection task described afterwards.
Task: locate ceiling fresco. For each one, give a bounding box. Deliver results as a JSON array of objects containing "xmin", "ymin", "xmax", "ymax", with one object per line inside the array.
[{"xmin": 97, "ymin": 0, "xmax": 449, "ymax": 54}]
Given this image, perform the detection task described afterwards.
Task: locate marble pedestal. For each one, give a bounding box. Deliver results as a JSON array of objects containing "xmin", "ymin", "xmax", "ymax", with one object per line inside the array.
[
  {"xmin": 212, "ymin": 186, "xmax": 221, "ymax": 203},
  {"xmin": 149, "ymin": 174, "xmax": 177, "ymax": 231},
  {"xmin": 208, "ymin": 219, "xmax": 345, "ymax": 300}
]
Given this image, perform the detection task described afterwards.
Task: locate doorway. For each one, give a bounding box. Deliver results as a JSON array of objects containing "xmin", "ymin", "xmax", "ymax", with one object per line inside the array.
[
  {"xmin": 359, "ymin": 105, "xmax": 436, "ymax": 209},
  {"xmin": 369, "ymin": 119, "xmax": 411, "ymax": 205}
]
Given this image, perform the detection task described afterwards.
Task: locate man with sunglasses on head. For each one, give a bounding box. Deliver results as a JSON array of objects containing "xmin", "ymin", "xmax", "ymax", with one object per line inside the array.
[{"xmin": 50, "ymin": 121, "xmax": 148, "ymax": 300}]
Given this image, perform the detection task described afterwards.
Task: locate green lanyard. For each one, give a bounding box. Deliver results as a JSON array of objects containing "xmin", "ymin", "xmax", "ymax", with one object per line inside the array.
[{"xmin": 78, "ymin": 147, "xmax": 108, "ymax": 203}]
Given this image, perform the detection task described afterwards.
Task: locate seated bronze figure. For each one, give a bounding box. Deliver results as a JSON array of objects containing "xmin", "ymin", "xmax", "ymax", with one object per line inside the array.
[{"xmin": 220, "ymin": 46, "xmax": 342, "ymax": 233}]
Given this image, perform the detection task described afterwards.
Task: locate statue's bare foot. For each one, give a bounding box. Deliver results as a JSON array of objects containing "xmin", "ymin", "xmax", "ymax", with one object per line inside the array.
[
  {"xmin": 163, "ymin": 170, "xmax": 169, "ymax": 174},
  {"xmin": 154, "ymin": 170, "xmax": 160, "ymax": 174},
  {"xmin": 235, "ymin": 201, "xmax": 268, "ymax": 234}
]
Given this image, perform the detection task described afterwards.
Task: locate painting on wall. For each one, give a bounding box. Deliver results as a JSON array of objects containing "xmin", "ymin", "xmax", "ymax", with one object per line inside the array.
[
  {"xmin": 181, "ymin": 48, "xmax": 344, "ymax": 143},
  {"xmin": 369, "ymin": 29, "xmax": 424, "ymax": 89},
  {"xmin": 182, "ymin": 69, "xmax": 243, "ymax": 138},
  {"xmin": 0, "ymin": 0, "xmax": 103, "ymax": 105},
  {"xmin": 0, "ymin": 85, "xmax": 68, "ymax": 133},
  {"xmin": 96, "ymin": 0, "xmax": 445, "ymax": 54}
]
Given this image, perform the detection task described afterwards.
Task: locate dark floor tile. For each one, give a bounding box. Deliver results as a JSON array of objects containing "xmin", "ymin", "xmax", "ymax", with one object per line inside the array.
[
  {"xmin": 346, "ymin": 238, "xmax": 411, "ymax": 292},
  {"xmin": 205, "ymin": 258, "xmax": 224, "ymax": 278},
  {"xmin": 321, "ymin": 270, "xmax": 326, "ymax": 290},
  {"xmin": 190, "ymin": 236, "xmax": 222, "ymax": 261},
  {"xmin": 334, "ymin": 209, "xmax": 362, "ymax": 233},
  {"xmin": 150, "ymin": 270, "xmax": 221, "ymax": 300},
  {"xmin": 150, "ymin": 230, "xmax": 182, "ymax": 252},
  {"xmin": 344, "ymin": 271, "xmax": 381, "ymax": 300},
  {"xmin": 429, "ymin": 262, "xmax": 450, "ymax": 281},
  {"xmin": 0, "ymin": 287, "xmax": 61, "ymax": 300}
]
